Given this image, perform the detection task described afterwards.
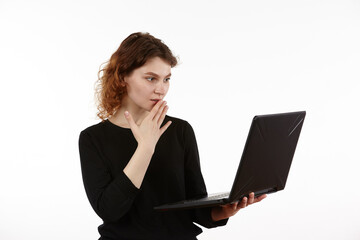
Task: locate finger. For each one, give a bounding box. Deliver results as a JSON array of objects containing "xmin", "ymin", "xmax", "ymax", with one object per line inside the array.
[
  {"xmin": 248, "ymin": 192, "xmax": 255, "ymax": 205},
  {"xmin": 159, "ymin": 120, "xmax": 172, "ymax": 136},
  {"xmin": 148, "ymin": 100, "xmax": 164, "ymax": 119},
  {"xmin": 153, "ymin": 101, "xmax": 167, "ymax": 123},
  {"xmin": 239, "ymin": 197, "xmax": 247, "ymax": 208},
  {"xmin": 157, "ymin": 104, "xmax": 169, "ymax": 126},
  {"xmin": 232, "ymin": 202, "xmax": 238, "ymax": 210}
]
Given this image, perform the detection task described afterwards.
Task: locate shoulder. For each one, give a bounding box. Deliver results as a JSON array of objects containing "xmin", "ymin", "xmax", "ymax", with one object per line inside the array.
[
  {"xmin": 78, "ymin": 121, "xmax": 111, "ymax": 144},
  {"xmin": 80, "ymin": 121, "xmax": 106, "ymax": 135},
  {"xmin": 165, "ymin": 115, "xmax": 189, "ymax": 126},
  {"xmin": 165, "ymin": 115, "xmax": 194, "ymax": 132},
  {"xmin": 164, "ymin": 115, "xmax": 197, "ymax": 140}
]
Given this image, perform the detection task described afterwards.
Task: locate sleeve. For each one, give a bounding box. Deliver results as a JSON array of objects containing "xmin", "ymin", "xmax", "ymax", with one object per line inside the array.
[
  {"xmin": 78, "ymin": 130, "xmax": 140, "ymax": 222},
  {"xmin": 182, "ymin": 122, "xmax": 228, "ymax": 228}
]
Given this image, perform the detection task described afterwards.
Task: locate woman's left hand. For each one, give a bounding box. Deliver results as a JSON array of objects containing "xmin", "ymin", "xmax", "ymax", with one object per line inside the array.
[{"xmin": 211, "ymin": 192, "xmax": 267, "ymax": 222}]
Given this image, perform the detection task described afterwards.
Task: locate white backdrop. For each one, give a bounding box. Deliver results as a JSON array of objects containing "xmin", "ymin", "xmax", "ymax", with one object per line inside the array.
[{"xmin": 1, "ymin": 0, "xmax": 359, "ymax": 239}]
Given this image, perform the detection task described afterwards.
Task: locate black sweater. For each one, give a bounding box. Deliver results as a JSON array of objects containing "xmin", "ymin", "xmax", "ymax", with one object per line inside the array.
[{"xmin": 78, "ymin": 116, "xmax": 227, "ymax": 240}]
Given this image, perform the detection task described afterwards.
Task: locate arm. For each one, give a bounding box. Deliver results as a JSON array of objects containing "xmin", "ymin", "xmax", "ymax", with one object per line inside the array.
[
  {"xmin": 123, "ymin": 100, "xmax": 171, "ymax": 188},
  {"xmin": 79, "ymin": 100, "xmax": 171, "ymax": 222},
  {"xmin": 182, "ymin": 122, "xmax": 228, "ymax": 228},
  {"xmin": 79, "ymin": 131, "xmax": 140, "ymax": 222}
]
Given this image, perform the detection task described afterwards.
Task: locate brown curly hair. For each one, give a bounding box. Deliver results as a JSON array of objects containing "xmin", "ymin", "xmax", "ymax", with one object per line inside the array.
[{"xmin": 95, "ymin": 32, "xmax": 178, "ymax": 121}]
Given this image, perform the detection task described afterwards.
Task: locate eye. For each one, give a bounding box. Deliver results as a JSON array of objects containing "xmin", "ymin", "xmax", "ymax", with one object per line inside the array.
[
  {"xmin": 164, "ymin": 77, "xmax": 171, "ymax": 82},
  {"xmin": 146, "ymin": 77, "xmax": 154, "ymax": 82}
]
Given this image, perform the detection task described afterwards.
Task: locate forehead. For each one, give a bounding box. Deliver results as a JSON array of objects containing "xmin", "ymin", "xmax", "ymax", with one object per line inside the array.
[{"xmin": 138, "ymin": 57, "xmax": 171, "ymax": 75}]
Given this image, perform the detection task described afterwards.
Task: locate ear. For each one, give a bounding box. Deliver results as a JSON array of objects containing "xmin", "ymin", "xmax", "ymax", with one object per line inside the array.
[{"xmin": 119, "ymin": 75, "xmax": 127, "ymax": 87}]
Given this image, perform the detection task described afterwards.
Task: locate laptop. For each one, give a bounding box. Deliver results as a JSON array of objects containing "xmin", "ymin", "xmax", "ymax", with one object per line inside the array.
[{"xmin": 154, "ymin": 111, "xmax": 306, "ymax": 211}]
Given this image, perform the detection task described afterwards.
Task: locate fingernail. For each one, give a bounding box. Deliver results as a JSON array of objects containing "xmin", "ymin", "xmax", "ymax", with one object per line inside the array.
[{"xmin": 124, "ymin": 111, "xmax": 129, "ymax": 117}]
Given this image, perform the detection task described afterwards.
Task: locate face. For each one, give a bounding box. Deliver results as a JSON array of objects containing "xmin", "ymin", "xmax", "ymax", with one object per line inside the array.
[{"xmin": 123, "ymin": 57, "xmax": 171, "ymax": 112}]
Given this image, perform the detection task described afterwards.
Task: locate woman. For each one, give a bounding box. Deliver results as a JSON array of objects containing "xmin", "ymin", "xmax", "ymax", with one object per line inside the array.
[{"xmin": 79, "ymin": 32, "xmax": 266, "ymax": 240}]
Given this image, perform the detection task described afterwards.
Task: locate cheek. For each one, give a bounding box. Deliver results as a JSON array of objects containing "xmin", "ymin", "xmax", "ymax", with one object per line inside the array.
[
  {"xmin": 127, "ymin": 81, "xmax": 146, "ymax": 94},
  {"xmin": 131, "ymin": 84, "xmax": 153, "ymax": 100},
  {"xmin": 141, "ymin": 84, "xmax": 154, "ymax": 95},
  {"xmin": 164, "ymin": 84, "xmax": 170, "ymax": 94}
]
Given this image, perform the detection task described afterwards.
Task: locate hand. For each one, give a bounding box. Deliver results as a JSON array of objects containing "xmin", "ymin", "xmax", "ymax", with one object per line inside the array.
[
  {"xmin": 124, "ymin": 100, "xmax": 172, "ymax": 152},
  {"xmin": 211, "ymin": 192, "xmax": 267, "ymax": 221}
]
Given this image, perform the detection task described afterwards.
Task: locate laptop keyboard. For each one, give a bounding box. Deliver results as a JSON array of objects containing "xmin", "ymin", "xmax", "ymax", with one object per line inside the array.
[
  {"xmin": 207, "ymin": 192, "xmax": 229, "ymax": 200},
  {"xmin": 183, "ymin": 193, "xmax": 229, "ymax": 203}
]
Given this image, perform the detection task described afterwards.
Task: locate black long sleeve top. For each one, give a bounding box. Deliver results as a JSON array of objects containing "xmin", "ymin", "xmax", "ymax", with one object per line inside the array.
[{"xmin": 78, "ymin": 115, "xmax": 227, "ymax": 240}]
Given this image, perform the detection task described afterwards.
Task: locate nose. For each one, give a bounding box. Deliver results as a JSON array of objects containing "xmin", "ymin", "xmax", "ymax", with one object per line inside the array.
[{"xmin": 154, "ymin": 81, "xmax": 167, "ymax": 96}]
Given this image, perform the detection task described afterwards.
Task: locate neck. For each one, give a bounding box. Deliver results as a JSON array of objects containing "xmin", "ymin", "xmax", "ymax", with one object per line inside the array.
[{"xmin": 109, "ymin": 96, "xmax": 149, "ymax": 128}]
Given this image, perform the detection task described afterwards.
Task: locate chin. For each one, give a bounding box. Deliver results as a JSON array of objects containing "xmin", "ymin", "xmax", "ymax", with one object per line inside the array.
[{"xmin": 144, "ymin": 105, "xmax": 153, "ymax": 112}]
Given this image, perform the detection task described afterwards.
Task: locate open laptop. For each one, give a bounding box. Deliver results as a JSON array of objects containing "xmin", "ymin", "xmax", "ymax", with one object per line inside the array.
[{"xmin": 154, "ymin": 111, "xmax": 306, "ymax": 211}]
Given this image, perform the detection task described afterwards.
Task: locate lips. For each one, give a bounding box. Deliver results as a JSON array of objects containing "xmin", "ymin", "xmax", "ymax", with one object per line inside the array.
[{"xmin": 151, "ymin": 99, "xmax": 161, "ymax": 103}]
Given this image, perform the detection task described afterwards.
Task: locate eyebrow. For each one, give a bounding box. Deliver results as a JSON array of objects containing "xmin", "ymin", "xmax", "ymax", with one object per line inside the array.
[{"xmin": 144, "ymin": 72, "xmax": 171, "ymax": 78}]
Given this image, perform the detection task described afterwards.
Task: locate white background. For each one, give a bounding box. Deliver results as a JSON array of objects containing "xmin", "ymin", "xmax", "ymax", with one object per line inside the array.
[{"xmin": 1, "ymin": 0, "xmax": 359, "ymax": 239}]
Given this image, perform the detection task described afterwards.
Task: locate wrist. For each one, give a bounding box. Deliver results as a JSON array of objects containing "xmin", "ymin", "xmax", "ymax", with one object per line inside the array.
[{"xmin": 137, "ymin": 143, "xmax": 155, "ymax": 155}]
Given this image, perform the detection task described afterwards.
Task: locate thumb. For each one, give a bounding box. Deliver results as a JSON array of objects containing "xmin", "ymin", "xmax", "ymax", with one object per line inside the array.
[{"xmin": 124, "ymin": 111, "xmax": 137, "ymax": 130}]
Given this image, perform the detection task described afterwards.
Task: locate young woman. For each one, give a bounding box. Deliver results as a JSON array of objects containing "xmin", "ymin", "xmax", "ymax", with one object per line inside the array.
[{"xmin": 79, "ymin": 32, "xmax": 266, "ymax": 240}]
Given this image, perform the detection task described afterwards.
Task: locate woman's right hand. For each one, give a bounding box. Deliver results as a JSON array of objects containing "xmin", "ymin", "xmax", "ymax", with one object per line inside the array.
[{"xmin": 124, "ymin": 100, "xmax": 172, "ymax": 153}]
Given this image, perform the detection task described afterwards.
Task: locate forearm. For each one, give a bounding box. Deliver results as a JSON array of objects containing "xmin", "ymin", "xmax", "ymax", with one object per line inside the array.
[
  {"xmin": 211, "ymin": 206, "xmax": 227, "ymax": 222},
  {"xmin": 86, "ymin": 144, "xmax": 153, "ymax": 221},
  {"xmin": 193, "ymin": 207, "xmax": 228, "ymax": 228},
  {"xmin": 91, "ymin": 172, "xmax": 139, "ymax": 222},
  {"xmin": 123, "ymin": 144, "xmax": 154, "ymax": 188}
]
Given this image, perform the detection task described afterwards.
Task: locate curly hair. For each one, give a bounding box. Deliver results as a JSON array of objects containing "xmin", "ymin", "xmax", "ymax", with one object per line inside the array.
[{"xmin": 95, "ymin": 32, "xmax": 178, "ymax": 121}]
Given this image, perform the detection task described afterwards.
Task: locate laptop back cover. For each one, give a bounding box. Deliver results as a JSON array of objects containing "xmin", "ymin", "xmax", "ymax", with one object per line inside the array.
[{"xmin": 228, "ymin": 111, "xmax": 306, "ymax": 201}]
